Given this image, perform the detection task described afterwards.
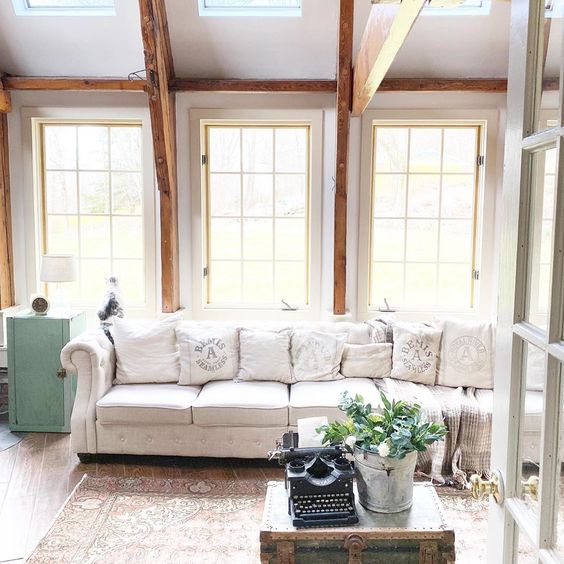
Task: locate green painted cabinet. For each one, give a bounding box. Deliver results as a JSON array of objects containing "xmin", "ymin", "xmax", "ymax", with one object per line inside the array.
[{"xmin": 7, "ymin": 310, "xmax": 87, "ymax": 432}]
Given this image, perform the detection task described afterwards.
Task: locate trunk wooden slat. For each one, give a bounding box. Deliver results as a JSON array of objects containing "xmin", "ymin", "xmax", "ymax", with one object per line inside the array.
[{"xmin": 260, "ymin": 482, "xmax": 455, "ymax": 564}]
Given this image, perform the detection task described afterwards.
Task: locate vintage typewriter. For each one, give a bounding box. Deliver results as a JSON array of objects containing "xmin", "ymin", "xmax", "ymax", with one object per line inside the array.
[{"xmin": 268, "ymin": 431, "xmax": 358, "ymax": 528}]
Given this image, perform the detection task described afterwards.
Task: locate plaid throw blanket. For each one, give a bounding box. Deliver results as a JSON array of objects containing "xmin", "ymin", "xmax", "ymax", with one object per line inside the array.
[{"xmin": 374, "ymin": 378, "xmax": 464, "ymax": 483}]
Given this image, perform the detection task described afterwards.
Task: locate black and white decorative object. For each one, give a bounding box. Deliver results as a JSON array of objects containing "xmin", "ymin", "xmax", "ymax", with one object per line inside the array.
[
  {"xmin": 97, "ymin": 276, "xmax": 124, "ymax": 344},
  {"xmin": 30, "ymin": 294, "xmax": 50, "ymax": 316}
]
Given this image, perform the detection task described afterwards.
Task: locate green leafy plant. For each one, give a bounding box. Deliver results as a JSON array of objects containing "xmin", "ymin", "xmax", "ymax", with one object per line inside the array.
[{"xmin": 317, "ymin": 391, "xmax": 447, "ymax": 460}]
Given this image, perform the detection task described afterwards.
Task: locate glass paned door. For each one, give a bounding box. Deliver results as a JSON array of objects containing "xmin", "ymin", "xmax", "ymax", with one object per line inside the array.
[{"xmin": 488, "ymin": 1, "xmax": 564, "ymax": 563}]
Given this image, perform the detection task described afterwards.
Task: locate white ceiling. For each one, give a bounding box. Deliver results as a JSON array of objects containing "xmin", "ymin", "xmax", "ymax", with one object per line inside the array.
[{"xmin": 0, "ymin": 0, "xmax": 559, "ymax": 81}]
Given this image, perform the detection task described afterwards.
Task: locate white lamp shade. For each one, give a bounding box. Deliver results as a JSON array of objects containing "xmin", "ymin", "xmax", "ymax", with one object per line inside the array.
[{"xmin": 40, "ymin": 254, "xmax": 78, "ymax": 283}]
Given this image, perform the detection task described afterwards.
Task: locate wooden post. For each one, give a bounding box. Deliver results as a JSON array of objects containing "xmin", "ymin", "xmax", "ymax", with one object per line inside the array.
[
  {"xmin": 138, "ymin": 0, "xmax": 180, "ymax": 313},
  {"xmin": 333, "ymin": 0, "xmax": 354, "ymax": 315},
  {"xmin": 0, "ymin": 79, "xmax": 14, "ymax": 309}
]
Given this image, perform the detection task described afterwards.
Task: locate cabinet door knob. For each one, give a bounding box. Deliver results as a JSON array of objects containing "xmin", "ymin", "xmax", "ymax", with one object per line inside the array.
[{"xmin": 57, "ymin": 368, "xmax": 67, "ymax": 380}]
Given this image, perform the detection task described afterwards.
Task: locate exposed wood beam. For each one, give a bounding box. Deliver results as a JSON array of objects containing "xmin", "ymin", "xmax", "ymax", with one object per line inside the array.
[
  {"xmin": 0, "ymin": 111, "xmax": 14, "ymax": 309},
  {"xmin": 138, "ymin": 0, "xmax": 180, "ymax": 313},
  {"xmin": 333, "ymin": 0, "xmax": 354, "ymax": 316},
  {"xmin": 2, "ymin": 76, "xmax": 146, "ymax": 92},
  {"xmin": 378, "ymin": 78, "xmax": 508, "ymax": 92},
  {"xmin": 170, "ymin": 78, "xmax": 337, "ymax": 93},
  {"xmin": 0, "ymin": 79, "xmax": 11, "ymax": 112},
  {"xmin": 352, "ymin": 0, "xmax": 426, "ymax": 116}
]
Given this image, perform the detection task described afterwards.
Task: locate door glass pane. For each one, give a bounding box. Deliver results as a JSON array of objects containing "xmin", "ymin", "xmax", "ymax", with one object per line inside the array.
[
  {"xmin": 520, "ymin": 341, "xmax": 544, "ymax": 516},
  {"xmin": 526, "ymin": 149, "xmax": 556, "ymax": 329},
  {"xmin": 516, "ymin": 528, "xmax": 538, "ymax": 563}
]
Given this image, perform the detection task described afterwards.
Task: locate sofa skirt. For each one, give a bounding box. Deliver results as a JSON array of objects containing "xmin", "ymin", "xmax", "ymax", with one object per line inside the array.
[{"xmin": 95, "ymin": 422, "xmax": 287, "ymax": 458}]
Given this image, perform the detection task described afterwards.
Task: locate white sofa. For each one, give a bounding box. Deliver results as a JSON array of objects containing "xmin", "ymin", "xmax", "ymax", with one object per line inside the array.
[{"xmin": 60, "ymin": 320, "xmax": 547, "ymax": 476}]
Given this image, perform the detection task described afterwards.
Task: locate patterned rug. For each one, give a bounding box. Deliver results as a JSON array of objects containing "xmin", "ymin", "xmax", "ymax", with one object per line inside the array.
[{"xmin": 25, "ymin": 475, "xmax": 503, "ymax": 563}]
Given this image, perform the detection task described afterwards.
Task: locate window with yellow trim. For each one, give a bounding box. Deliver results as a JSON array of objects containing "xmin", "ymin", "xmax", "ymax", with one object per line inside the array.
[
  {"xmin": 369, "ymin": 124, "xmax": 482, "ymax": 311},
  {"xmin": 39, "ymin": 122, "xmax": 146, "ymax": 306},
  {"xmin": 203, "ymin": 124, "xmax": 310, "ymax": 308}
]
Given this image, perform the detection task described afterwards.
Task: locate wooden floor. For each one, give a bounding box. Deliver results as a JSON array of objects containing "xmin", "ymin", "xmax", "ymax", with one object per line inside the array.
[{"xmin": 0, "ymin": 432, "xmax": 284, "ymax": 563}]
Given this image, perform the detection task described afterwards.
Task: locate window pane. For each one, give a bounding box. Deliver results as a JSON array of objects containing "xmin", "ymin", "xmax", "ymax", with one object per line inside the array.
[
  {"xmin": 78, "ymin": 126, "xmax": 108, "ymax": 170},
  {"xmin": 110, "ymin": 127, "xmax": 142, "ymax": 171},
  {"xmin": 370, "ymin": 262, "xmax": 403, "ymax": 307},
  {"xmin": 209, "ymin": 261, "xmax": 241, "ymax": 302},
  {"xmin": 407, "ymin": 174, "xmax": 440, "ymax": 217},
  {"xmin": 409, "ymin": 128, "xmax": 442, "ymax": 173},
  {"xmin": 243, "ymin": 174, "xmax": 273, "ymax": 216},
  {"xmin": 438, "ymin": 264, "xmax": 471, "ymax": 307},
  {"xmin": 45, "ymin": 171, "xmax": 77, "ymax": 213},
  {"xmin": 372, "ymin": 219, "xmax": 405, "ymax": 261},
  {"xmin": 405, "ymin": 263, "xmax": 437, "ymax": 306},
  {"xmin": 112, "ymin": 259, "xmax": 144, "ymax": 303},
  {"xmin": 373, "ymin": 174, "xmax": 406, "ymax": 217},
  {"xmin": 112, "ymin": 172, "xmax": 142, "ymax": 215},
  {"xmin": 27, "ymin": 0, "xmax": 114, "ymax": 7},
  {"xmin": 441, "ymin": 174, "xmax": 475, "ymax": 218},
  {"xmin": 80, "ymin": 216, "xmax": 110, "ymax": 257},
  {"xmin": 275, "ymin": 218, "xmax": 305, "ymax": 261},
  {"xmin": 242, "ymin": 128, "xmax": 273, "ymax": 172},
  {"xmin": 79, "ymin": 172, "xmax": 109, "ymax": 214},
  {"xmin": 209, "ymin": 128, "xmax": 240, "ymax": 172},
  {"xmin": 275, "ymin": 174, "xmax": 306, "ymax": 217},
  {"xmin": 439, "ymin": 220, "xmax": 473, "ymax": 263},
  {"xmin": 275, "ymin": 128, "xmax": 307, "ymax": 173},
  {"xmin": 405, "ymin": 219, "xmax": 438, "ymax": 262},
  {"xmin": 80, "ymin": 259, "xmax": 110, "ymax": 297},
  {"xmin": 204, "ymin": 0, "xmax": 300, "ymax": 6},
  {"xmin": 443, "ymin": 128, "xmax": 477, "ymax": 173},
  {"xmin": 210, "ymin": 174, "xmax": 241, "ymax": 217},
  {"xmin": 275, "ymin": 262, "xmax": 306, "ymax": 303},
  {"xmin": 112, "ymin": 217, "xmax": 143, "ymax": 259},
  {"xmin": 374, "ymin": 128, "xmax": 408, "ymax": 173},
  {"xmin": 46, "ymin": 215, "xmax": 79, "ymax": 255},
  {"xmin": 210, "ymin": 218, "xmax": 241, "ymax": 259},
  {"xmin": 44, "ymin": 126, "xmax": 76, "ymax": 169},
  {"xmin": 243, "ymin": 261, "xmax": 273, "ymax": 302},
  {"xmin": 243, "ymin": 218, "xmax": 273, "ymax": 260}
]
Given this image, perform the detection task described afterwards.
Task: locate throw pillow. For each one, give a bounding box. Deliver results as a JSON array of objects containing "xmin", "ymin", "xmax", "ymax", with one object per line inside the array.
[
  {"xmin": 365, "ymin": 317, "xmax": 394, "ymax": 344},
  {"xmin": 113, "ymin": 314, "xmax": 181, "ymax": 384},
  {"xmin": 237, "ymin": 328, "xmax": 294, "ymax": 383},
  {"xmin": 291, "ymin": 330, "xmax": 347, "ymax": 382},
  {"xmin": 340, "ymin": 343, "xmax": 392, "ymax": 379},
  {"xmin": 390, "ymin": 322, "xmax": 442, "ymax": 385},
  {"xmin": 436, "ymin": 319, "xmax": 494, "ymax": 389},
  {"xmin": 176, "ymin": 325, "xmax": 238, "ymax": 386}
]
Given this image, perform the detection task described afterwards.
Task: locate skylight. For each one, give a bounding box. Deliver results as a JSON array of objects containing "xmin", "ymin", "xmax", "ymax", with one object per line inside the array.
[
  {"xmin": 422, "ymin": 0, "xmax": 491, "ymax": 16},
  {"xmin": 13, "ymin": 0, "xmax": 115, "ymax": 16},
  {"xmin": 198, "ymin": 0, "xmax": 301, "ymax": 17}
]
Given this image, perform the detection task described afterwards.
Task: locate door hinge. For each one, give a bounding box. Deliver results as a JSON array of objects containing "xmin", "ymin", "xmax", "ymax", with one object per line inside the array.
[
  {"xmin": 203, "ymin": 266, "xmax": 208, "ymax": 278},
  {"xmin": 477, "ymin": 155, "xmax": 485, "ymax": 166},
  {"xmin": 201, "ymin": 154, "xmax": 208, "ymax": 166},
  {"xmin": 472, "ymin": 269, "xmax": 480, "ymax": 281}
]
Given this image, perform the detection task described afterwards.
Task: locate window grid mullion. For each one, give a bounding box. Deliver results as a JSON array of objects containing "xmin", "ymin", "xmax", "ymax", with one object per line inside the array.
[
  {"xmin": 75, "ymin": 125, "xmax": 83, "ymax": 295},
  {"xmin": 272, "ymin": 128, "xmax": 277, "ymax": 303},
  {"xmin": 403, "ymin": 129, "xmax": 411, "ymax": 304},
  {"xmin": 239, "ymin": 128, "xmax": 244, "ymax": 302},
  {"xmin": 436, "ymin": 128, "xmax": 445, "ymax": 306}
]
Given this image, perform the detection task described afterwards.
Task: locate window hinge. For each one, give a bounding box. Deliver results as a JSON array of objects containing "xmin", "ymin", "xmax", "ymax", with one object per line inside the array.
[
  {"xmin": 203, "ymin": 266, "xmax": 208, "ymax": 278},
  {"xmin": 201, "ymin": 154, "xmax": 208, "ymax": 166},
  {"xmin": 472, "ymin": 269, "xmax": 480, "ymax": 281},
  {"xmin": 477, "ymin": 155, "xmax": 485, "ymax": 166}
]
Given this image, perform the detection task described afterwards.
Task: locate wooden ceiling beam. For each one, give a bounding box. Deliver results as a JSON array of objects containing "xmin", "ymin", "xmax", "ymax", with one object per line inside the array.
[
  {"xmin": 0, "ymin": 77, "xmax": 14, "ymax": 308},
  {"xmin": 2, "ymin": 76, "xmax": 146, "ymax": 92},
  {"xmin": 170, "ymin": 78, "xmax": 337, "ymax": 92},
  {"xmin": 333, "ymin": 0, "xmax": 354, "ymax": 316},
  {"xmin": 352, "ymin": 0, "xmax": 426, "ymax": 116},
  {"xmin": 138, "ymin": 0, "xmax": 180, "ymax": 313}
]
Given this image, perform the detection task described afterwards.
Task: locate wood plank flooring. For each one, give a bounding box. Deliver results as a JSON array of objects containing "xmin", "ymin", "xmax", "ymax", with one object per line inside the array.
[{"xmin": 0, "ymin": 432, "xmax": 284, "ymax": 563}]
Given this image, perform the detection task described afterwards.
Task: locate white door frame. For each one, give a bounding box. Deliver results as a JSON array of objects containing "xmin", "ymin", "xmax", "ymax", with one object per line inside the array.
[{"xmin": 489, "ymin": 1, "xmax": 564, "ymax": 562}]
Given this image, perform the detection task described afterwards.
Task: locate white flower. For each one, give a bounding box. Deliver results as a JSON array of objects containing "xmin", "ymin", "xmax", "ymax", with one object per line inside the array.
[
  {"xmin": 344, "ymin": 435, "xmax": 357, "ymax": 448},
  {"xmin": 377, "ymin": 442, "xmax": 390, "ymax": 458}
]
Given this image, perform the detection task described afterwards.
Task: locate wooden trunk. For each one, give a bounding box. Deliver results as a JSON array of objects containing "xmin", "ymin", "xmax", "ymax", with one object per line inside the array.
[{"xmin": 260, "ymin": 482, "xmax": 455, "ymax": 564}]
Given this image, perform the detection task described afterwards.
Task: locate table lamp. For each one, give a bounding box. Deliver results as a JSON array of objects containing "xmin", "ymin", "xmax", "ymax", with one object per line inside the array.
[{"xmin": 39, "ymin": 254, "xmax": 78, "ymax": 314}]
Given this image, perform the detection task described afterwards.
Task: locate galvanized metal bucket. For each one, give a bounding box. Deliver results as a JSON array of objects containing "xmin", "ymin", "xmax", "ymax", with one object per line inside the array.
[{"xmin": 354, "ymin": 447, "xmax": 417, "ymax": 513}]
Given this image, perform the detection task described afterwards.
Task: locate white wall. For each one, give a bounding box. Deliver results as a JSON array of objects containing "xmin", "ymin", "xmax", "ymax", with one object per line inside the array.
[{"xmin": 7, "ymin": 89, "xmax": 510, "ymax": 331}]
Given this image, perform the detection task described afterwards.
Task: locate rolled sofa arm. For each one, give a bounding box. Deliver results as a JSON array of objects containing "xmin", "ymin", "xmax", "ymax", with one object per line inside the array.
[{"xmin": 61, "ymin": 330, "xmax": 115, "ymax": 454}]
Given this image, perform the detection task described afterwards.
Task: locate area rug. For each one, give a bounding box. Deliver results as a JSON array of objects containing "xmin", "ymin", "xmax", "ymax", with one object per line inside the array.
[
  {"xmin": 27, "ymin": 475, "xmax": 267, "ymax": 564},
  {"xmin": 24, "ymin": 475, "xmax": 524, "ymax": 564}
]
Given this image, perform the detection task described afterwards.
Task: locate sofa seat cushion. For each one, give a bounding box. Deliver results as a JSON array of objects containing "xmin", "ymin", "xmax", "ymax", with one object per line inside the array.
[
  {"xmin": 192, "ymin": 380, "xmax": 289, "ymax": 426},
  {"xmin": 289, "ymin": 378, "xmax": 379, "ymax": 425},
  {"xmin": 96, "ymin": 384, "xmax": 200, "ymax": 425}
]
